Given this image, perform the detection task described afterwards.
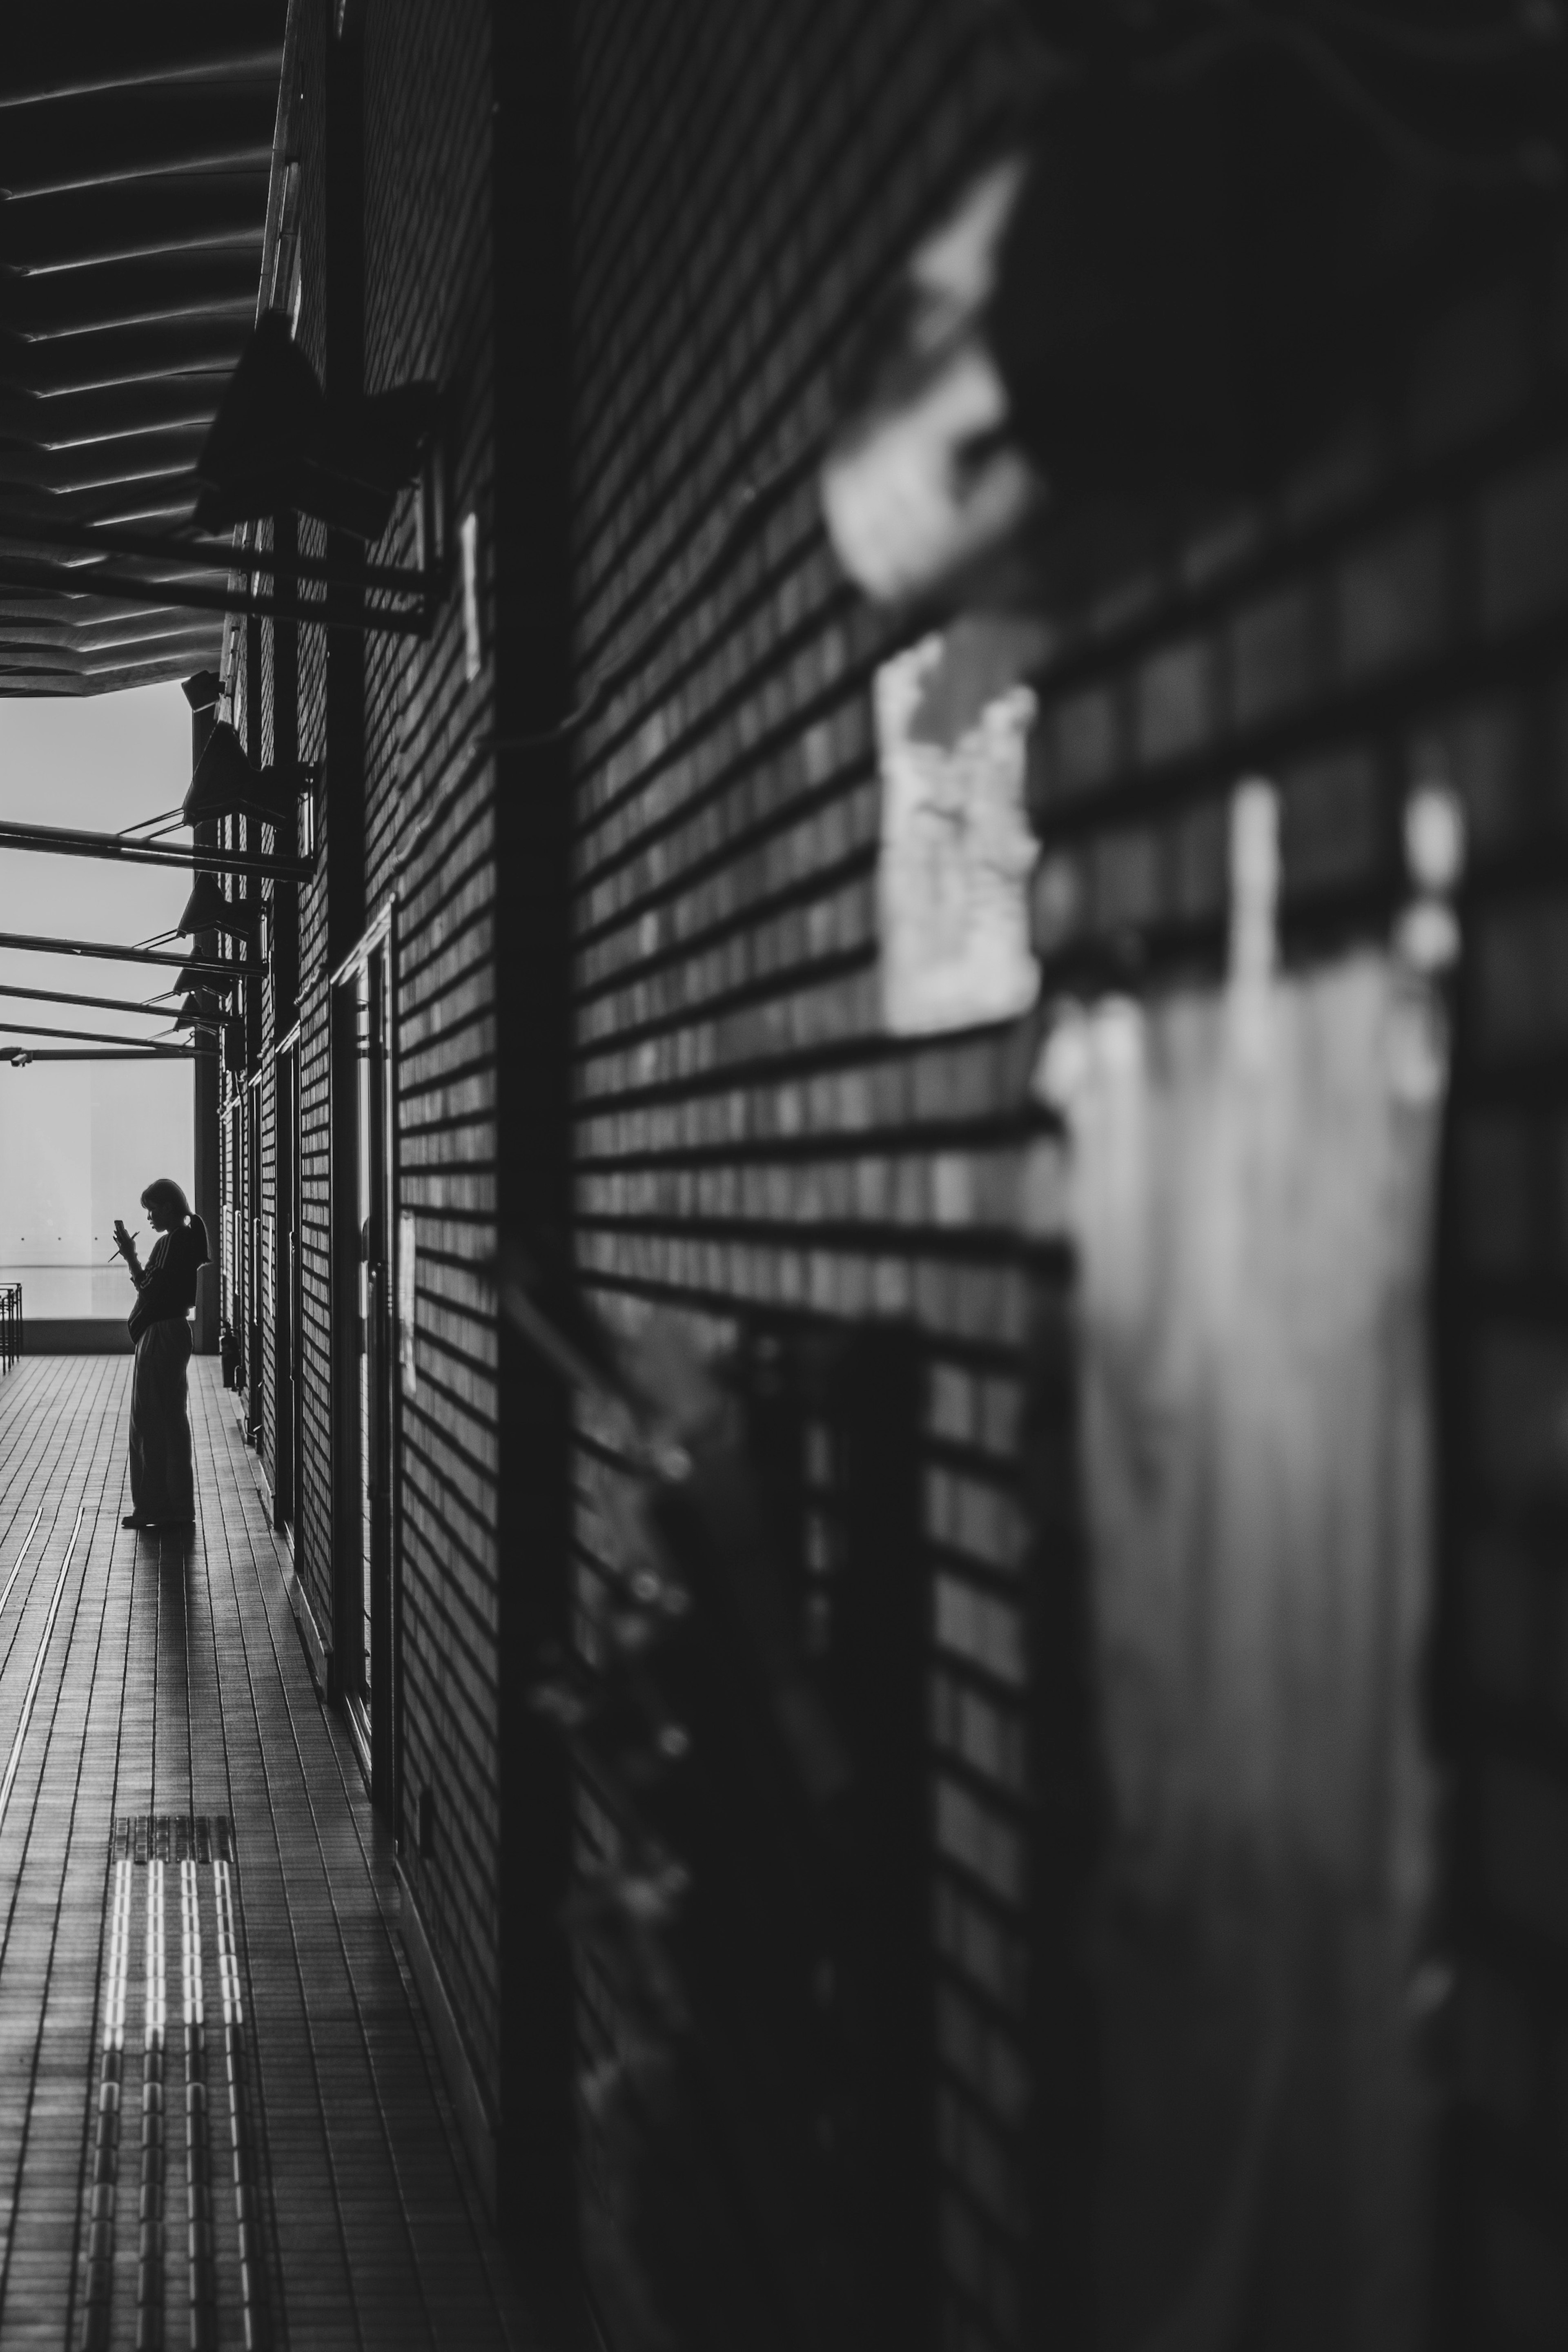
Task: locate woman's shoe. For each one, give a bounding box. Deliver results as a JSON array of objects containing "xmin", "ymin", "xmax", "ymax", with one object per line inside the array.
[{"xmin": 122, "ymin": 1514, "xmax": 149, "ymax": 1529}]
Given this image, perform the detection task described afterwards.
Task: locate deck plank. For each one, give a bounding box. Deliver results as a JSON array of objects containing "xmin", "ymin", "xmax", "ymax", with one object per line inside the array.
[{"xmin": 0, "ymin": 1355, "xmax": 540, "ymax": 2350}]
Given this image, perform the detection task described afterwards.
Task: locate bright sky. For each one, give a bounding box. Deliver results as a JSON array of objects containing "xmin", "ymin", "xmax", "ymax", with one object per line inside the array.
[{"xmin": 0, "ymin": 685, "xmax": 196, "ymax": 1269}]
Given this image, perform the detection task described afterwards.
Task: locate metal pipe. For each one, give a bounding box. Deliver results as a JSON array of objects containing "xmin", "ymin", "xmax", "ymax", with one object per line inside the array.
[
  {"xmin": 0, "ymin": 1019, "xmax": 195, "ymax": 1052},
  {"xmin": 3, "ymin": 1050, "xmax": 197, "ymax": 1063},
  {"xmin": 0, "ymin": 49, "xmax": 284, "ymax": 112},
  {"xmin": 0, "ymin": 515, "xmax": 427, "ymax": 600},
  {"xmin": 0, "ymin": 930, "xmax": 252, "ymax": 977},
  {"xmin": 0, "ymin": 981, "xmax": 188, "ymax": 1020},
  {"xmin": 3, "ymin": 143, "xmax": 275, "ymax": 201},
  {"xmin": 0, "ymin": 816, "xmax": 311, "ymax": 883},
  {"xmin": 0, "ymin": 556, "xmax": 429, "ymax": 637}
]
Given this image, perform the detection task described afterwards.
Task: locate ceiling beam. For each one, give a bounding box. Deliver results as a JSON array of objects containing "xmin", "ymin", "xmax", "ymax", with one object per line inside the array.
[
  {"xmin": 0, "ymin": 930, "xmax": 251, "ymax": 977},
  {"xmin": 0, "ymin": 554, "xmax": 428, "ymax": 636},
  {"xmin": 0, "ymin": 1017, "xmax": 196, "ymax": 1052},
  {"xmin": 0, "ymin": 816, "xmax": 309, "ymax": 883},
  {"xmin": 0, "ymin": 50, "xmax": 284, "ymax": 113},
  {"xmin": 0, "ymin": 979, "xmax": 184, "ymax": 1019},
  {"xmin": 32, "ymin": 412, "xmax": 214, "ymax": 453},
  {"xmin": 18, "ymin": 297, "xmax": 257, "ymax": 345},
  {"xmin": 22, "ymin": 362, "xmax": 237, "ymax": 400},
  {"xmin": 3, "ymin": 144, "xmax": 274, "ymax": 199},
  {"xmin": 16, "ymin": 230, "xmax": 264, "ymax": 282},
  {"xmin": 0, "ymin": 515, "xmax": 429, "ymax": 598}
]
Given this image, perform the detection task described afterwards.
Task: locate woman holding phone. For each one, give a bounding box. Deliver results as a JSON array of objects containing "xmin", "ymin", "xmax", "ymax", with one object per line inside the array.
[{"xmin": 112, "ymin": 1177, "xmax": 209, "ymax": 1531}]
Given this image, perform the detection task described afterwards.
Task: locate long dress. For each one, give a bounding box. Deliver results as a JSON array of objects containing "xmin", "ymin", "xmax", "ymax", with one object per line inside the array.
[
  {"xmin": 1055, "ymin": 941, "xmax": 1446, "ymax": 2350},
  {"xmin": 127, "ymin": 1227, "xmax": 199, "ymax": 1523}
]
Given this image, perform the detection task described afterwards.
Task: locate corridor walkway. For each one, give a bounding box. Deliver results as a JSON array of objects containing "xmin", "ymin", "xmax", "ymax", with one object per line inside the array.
[{"xmin": 0, "ymin": 1355, "xmax": 535, "ymax": 2350}]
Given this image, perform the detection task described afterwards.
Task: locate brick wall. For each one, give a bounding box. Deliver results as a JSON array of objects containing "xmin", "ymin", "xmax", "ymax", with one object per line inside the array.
[
  {"xmin": 231, "ymin": 0, "xmax": 515, "ymax": 2161},
  {"xmin": 564, "ymin": 5, "xmax": 1568, "ymax": 2341},
  {"xmin": 217, "ymin": 3, "xmax": 1568, "ymax": 2334},
  {"xmin": 359, "ymin": 0, "xmax": 504, "ymax": 2092},
  {"xmin": 292, "ymin": 4, "xmax": 335, "ymax": 1657},
  {"xmin": 565, "ymin": 5, "xmax": 1042, "ymax": 2342},
  {"xmin": 1018, "ymin": 227, "xmax": 1568, "ymax": 2351}
]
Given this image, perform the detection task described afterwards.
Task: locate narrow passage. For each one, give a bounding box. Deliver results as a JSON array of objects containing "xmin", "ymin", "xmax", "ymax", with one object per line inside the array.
[{"xmin": 0, "ymin": 1355, "xmax": 532, "ymax": 2351}]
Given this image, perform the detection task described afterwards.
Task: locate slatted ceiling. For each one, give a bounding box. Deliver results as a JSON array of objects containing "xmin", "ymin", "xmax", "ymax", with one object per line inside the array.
[{"xmin": 0, "ymin": 6, "xmax": 285, "ymax": 695}]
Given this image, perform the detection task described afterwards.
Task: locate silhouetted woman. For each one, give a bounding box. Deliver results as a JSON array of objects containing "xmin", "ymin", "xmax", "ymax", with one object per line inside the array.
[{"xmin": 112, "ymin": 1178, "xmax": 209, "ymax": 1531}]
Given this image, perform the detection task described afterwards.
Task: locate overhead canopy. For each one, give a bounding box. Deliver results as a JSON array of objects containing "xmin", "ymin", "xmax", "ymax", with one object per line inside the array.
[{"xmin": 0, "ymin": 4, "xmax": 286, "ymax": 694}]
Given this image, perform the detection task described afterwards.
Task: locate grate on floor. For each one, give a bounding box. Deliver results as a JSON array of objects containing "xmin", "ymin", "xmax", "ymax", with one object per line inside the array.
[{"xmin": 80, "ymin": 1815, "xmax": 276, "ymax": 2352}]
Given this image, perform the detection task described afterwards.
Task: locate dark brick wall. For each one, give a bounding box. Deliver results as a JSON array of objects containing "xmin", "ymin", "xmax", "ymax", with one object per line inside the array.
[
  {"xmin": 565, "ymin": 5, "xmax": 1039, "ymax": 2342},
  {"xmin": 238, "ymin": 0, "xmax": 513, "ymax": 2135},
  {"xmin": 564, "ymin": 7, "xmax": 1568, "ymax": 2341},
  {"xmin": 1019, "ymin": 230, "xmax": 1568, "ymax": 2351},
  {"xmin": 359, "ymin": 0, "xmax": 503, "ymax": 2091},
  {"xmin": 218, "ymin": 4, "xmax": 1568, "ymax": 2337},
  {"xmin": 293, "ymin": 3, "xmax": 334, "ymax": 1658}
]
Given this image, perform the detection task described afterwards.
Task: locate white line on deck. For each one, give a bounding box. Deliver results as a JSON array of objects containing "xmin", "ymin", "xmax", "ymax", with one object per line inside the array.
[
  {"xmin": 0, "ymin": 1501, "xmax": 83, "ymax": 1835},
  {"xmin": 0, "ymin": 1505, "xmax": 43, "ymax": 1621}
]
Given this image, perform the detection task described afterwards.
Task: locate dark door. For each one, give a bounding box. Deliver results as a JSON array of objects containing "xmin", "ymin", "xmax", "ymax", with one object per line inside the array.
[
  {"xmin": 226, "ymin": 1105, "xmax": 241, "ymax": 1359},
  {"xmin": 247, "ymin": 1075, "xmax": 263, "ymax": 1443},
  {"xmin": 274, "ymin": 1044, "xmax": 296, "ymax": 1537},
  {"xmin": 335, "ymin": 937, "xmax": 396, "ymax": 1803},
  {"xmin": 236, "ymin": 1086, "xmax": 251, "ymax": 1401}
]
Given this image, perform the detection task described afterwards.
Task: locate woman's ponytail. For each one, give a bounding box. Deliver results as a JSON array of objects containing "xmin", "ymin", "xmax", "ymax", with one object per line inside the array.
[{"xmin": 190, "ymin": 1213, "xmax": 210, "ymax": 1266}]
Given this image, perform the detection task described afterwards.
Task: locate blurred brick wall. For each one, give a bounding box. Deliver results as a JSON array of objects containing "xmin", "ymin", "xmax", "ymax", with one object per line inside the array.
[
  {"xmin": 566, "ymin": 5, "xmax": 1042, "ymax": 2343},
  {"xmin": 566, "ymin": 5, "xmax": 1568, "ymax": 2340},
  {"xmin": 235, "ymin": 3, "xmax": 1568, "ymax": 2336},
  {"xmin": 1022, "ymin": 241, "xmax": 1568, "ymax": 2348}
]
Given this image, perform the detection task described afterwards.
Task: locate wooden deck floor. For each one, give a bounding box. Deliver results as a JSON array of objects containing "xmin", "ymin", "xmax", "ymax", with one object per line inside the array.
[{"xmin": 0, "ymin": 1354, "xmax": 537, "ymax": 2351}]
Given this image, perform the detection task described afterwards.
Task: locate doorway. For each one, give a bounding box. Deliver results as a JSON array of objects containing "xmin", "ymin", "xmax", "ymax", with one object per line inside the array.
[
  {"xmin": 246, "ymin": 1073, "xmax": 263, "ymax": 1445},
  {"xmin": 274, "ymin": 1034, "xmax": 299, "ymax": 1540},
  {"xmin": 331, "ymin": 914, "xmax": 398, "ymax": 1812},
  {"xmin": 225, "ymin": 1101, "xmax": 242, "ymax": 1370}
]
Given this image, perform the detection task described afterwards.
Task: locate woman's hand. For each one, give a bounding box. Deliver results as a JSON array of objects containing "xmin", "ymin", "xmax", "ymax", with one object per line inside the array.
[{"xmin": 112, "ymin": 1219, "xmax": 136, "ymax": 1263}]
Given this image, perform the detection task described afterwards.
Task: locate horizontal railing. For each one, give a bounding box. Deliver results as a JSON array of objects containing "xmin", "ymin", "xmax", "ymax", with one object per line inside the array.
[{"xmin": 0, "ymin": 1284, "xmax": 20, "ymax": 1376}]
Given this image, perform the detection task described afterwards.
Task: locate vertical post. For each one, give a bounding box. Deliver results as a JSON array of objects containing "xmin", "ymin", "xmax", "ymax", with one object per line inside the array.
[
  {"xmin": 325, "ymin": 16, "xmax": 365, "ymax": 969},
  {"xmin": 492, "ymin": 0, "xmax": 579, "ymax": 2301},
  {"xmin": 831, "ymin": 1325, "xmax": 934, "ymax": 2348},
  {"xmin": 192, "ymin": 697, "xmax": 220, "ymax": 1355},
  {"xmin": 325, "ymin": 0, "xmax": 368, "ymax": 1735}
]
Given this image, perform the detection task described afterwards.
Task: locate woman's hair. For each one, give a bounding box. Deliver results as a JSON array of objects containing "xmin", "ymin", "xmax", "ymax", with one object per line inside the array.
[{"xmin": 141, "ymin": 1177, "xmax": 209, "ymax": 1266}]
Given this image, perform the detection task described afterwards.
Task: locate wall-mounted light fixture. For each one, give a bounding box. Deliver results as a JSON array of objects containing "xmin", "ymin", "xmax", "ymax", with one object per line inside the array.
[
  {"xmin": 183, "ymin": 721, "xmax": 317, "ymax": 833},
  {"xmin": 172, "ymin": 957, "xmax": 242, "ymax": 997},
  {"xmin": 194, "ymin": 314, "xmax": 440, "ymax": 545},
  {"xmin": 0, "ymin": 314, "xmax": 449, "ymax": 640},
  {"xmin": 177, "ymin": 876, "xmax": 262, "ymax": 942},
  {"xmin": 173, "ymin": 994, "xmax": 224, "ymax": 1030}
]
